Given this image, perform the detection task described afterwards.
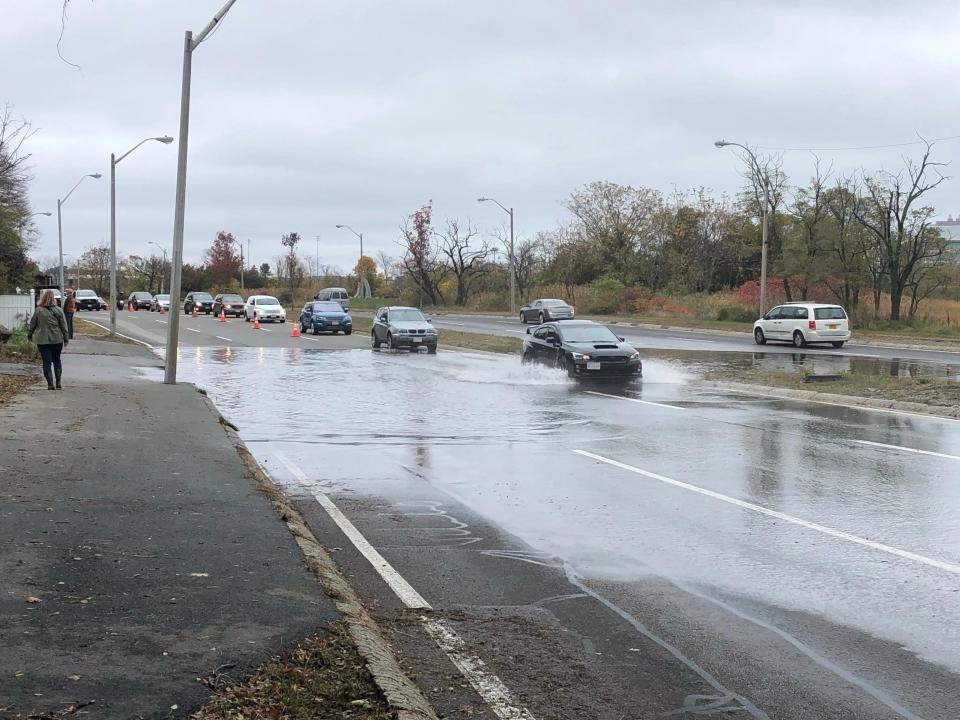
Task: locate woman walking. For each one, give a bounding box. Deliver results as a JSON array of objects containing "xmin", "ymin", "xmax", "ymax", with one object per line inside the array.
[{"xmin": 28, "ymin": 290, "xmax": 70, "ymax": 390}]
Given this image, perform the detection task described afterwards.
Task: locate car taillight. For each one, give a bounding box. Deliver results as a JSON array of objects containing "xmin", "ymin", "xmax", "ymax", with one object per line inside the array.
[{"xmin": 808, "ymin": 320, "xmax": 816, "ymax": 330}]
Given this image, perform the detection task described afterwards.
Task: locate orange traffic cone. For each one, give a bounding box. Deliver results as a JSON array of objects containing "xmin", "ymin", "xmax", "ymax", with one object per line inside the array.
[
  {"xmin": 291, "ymin": 322, "xmax": 300, "ymax": 338},
  {"xmin": 252, "ymin": 315, "xmax": 261, "ymax": 330},
  {"xmin": 191, "ymin": 306, "xmax": 198, "ymax": 318},
  {"xmin": 127, "ymin": 302, "xmax": 132, "ymax": 311},
  {"xmin": 159, "ymin": 303, "xmax": 165, "ymax": 315},
  {"xmin": 218, "ymin": 308, "xmax": 226, "ymax": 323}
]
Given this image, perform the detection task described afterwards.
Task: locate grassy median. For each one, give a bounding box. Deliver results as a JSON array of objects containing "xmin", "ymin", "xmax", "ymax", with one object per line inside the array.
[
  {"xmin": 74, "ymin": 317, "xmax": 138, "ymax": 344},
  {"xmin": 706, "ymin": 367, "xmax": 960, "ymax": 411},
  {"xmin": 350, "ymin": 316, "xmax": 521, "ymax": 354}
]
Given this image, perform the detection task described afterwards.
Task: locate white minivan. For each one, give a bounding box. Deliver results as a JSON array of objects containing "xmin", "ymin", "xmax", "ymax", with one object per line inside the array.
[{"xmin": 753, "ymin": 303, "xmax": 851, "ymax": 348}]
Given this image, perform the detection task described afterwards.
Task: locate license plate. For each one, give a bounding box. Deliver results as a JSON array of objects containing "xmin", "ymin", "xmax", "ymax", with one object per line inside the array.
[
  {"xmin": 587, "ymin": 362, "xmax": 601, "ymax": 370},
  {"xmin": 332, "ymin": 321, "xmax": 339, "ymax": 326},
  {"xmin": 828, "ymin": 323, "xmax": 838, "ymax": 329},
  {"xmin": 413, "ymin": 337, "xmax": 423, "ymax": 343}
]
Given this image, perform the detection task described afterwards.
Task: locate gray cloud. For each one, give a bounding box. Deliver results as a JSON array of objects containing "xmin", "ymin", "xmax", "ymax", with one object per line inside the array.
[{"xmin": 4, "ymin": 0, "xmax": 960, "ymax": 273}]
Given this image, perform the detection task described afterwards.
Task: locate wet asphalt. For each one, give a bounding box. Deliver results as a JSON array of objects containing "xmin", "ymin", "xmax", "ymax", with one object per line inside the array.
[{"xmin": 145, "ymin": 345, "xmax": 960, "ymax": 720}]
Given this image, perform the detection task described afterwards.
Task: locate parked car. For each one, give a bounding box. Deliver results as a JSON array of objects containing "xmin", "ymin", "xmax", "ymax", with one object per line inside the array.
[
  {"xmin": 213, "ymin": 293, "xmax": 246, "ymax": 318},
  {"xmin": 127, "ymin": 291, "xmax": 154, "ymax": 310},
  {"xmin": 753, "ymin": 303, "xmax": 851, "ymax": 348},
  {"xmin": 150, "ymin": 294, "xmax": 171, "ymax": 312},
  {"xmin": 519, "ymin": 298, "xmax": 575, "ymax": 324},
  {"xmin": 244, "ymin": 295, "xmax": 286, "ymax": 323},
  {"xmin": 74, "ymin": 289, "xmax": 102, "ymax": 311},
  {"xmin": 184, "ymin": 291, "xmax": 215, "ymax": 315},
  {"xmin": 522, "ymin": 320, "xmax": 641, "ymax": 378},
  {"xmin": 316, "ymin": 287, "xmax": 350, "ymax": 312},
  {"xmin": 371, "ymin": 306, "xmax": 438, "ymax": 353},
  {"xmin": 299, "ymin": 300, "xmax": 353, "ymax": 335}
]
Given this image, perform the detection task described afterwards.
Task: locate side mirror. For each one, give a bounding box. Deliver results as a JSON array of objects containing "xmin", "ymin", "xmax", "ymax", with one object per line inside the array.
[
  {"xmin": 763, "ymin": 315, "xmax": 770, "ymax": 320},
  {"xmin": 427, "ymin": 318, "xmax": 433, "ymax": 324},
  {"xmin": 526, "ymin": 327, "xmax": 532, "ymax": 335},
  {"xmin": 618, "ymin": 336, "xmax": 625, "ymax": 342}
]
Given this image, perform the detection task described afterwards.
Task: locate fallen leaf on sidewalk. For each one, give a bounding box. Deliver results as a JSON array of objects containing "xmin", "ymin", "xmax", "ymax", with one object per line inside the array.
[
  {"xmin": 25, "ymin": 596, "xmax": 41, "ymax": 603},
  {"xmin": 189, "ymin": 572, "xmax": 210, "ymax": 577},
  {"xmin": 68, "ymin": 674, "xmax": 81, "ymax": 681}
]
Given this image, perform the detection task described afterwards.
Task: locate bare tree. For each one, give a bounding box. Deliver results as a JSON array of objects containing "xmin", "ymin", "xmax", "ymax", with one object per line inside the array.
[
  {"xmin": 786, "ymin": 157, "xmax": 832, "ymax": 299},
  {"xmin": 737, "ymin": 150, "xmax": 790, "ymax": 296},
  {"xmin": 851, "ymin": 141, "xmax": 949, "ymax": 321},
  {"xmin": 80, "ymin": 244, "xmax": 111, "ymax": 296},
  {"xmin": 823, "ymin": 179, "xmax": 869, "ymax": 313},
  {"xmin": 377, "ymin": 250, "xmax": 395, "ymax": 282},
  {"xmin": 437, "ymin": 218, "xmax": 489, "ymax": 306},
  {"xmin": 400, "ymin": 202, "xmax": 443, "ymax": 305}
]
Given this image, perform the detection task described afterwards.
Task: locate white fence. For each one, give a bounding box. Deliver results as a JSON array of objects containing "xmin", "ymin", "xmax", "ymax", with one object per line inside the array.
[{"xmin": 0, "ymin": 293, "xmax": 34, "ymax": 330}]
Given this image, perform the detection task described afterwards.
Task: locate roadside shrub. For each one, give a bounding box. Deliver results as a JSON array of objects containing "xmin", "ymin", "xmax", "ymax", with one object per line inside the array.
[
  {"xmin": 716, "ymin": 306, "xmax": 756, "ymax": 323},
  {"xmin": 580, "ymin": 277, "xmax": 626, "ymax": 314},
  {"xmin": 0, "ymin": 327, "xmax": 39, "ymax": 362}
]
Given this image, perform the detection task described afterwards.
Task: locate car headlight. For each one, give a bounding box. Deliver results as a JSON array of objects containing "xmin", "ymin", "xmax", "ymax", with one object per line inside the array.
[
  {"xmin": 571, "ymin": 352, "xmax": 591, "ymax": 361},
  {"xmin": 629, "ymin": 351, "xmax": 640, "ymax": 360}
]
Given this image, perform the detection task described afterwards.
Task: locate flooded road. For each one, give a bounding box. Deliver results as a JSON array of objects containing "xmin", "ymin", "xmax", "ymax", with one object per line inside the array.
[{"xmin": 163, "ymin": 347, "xmax": 960, "ymax": 719}]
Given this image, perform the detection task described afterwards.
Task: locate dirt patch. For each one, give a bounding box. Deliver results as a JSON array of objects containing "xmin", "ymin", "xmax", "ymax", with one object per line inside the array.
[
  {"xmin": 705, "ymin": 368, "xmax": 960, "ymax": 411},
  {"xmin": 351, "ymin": 316, "xmax": 520, "ymax": 355},
  {"xmin": 74, "ymin": 318, "xmax": 137, "ymax": 345},
  {"xmin": 0, "ymin": 372, "xmax": 37, "ymax": 405},
  {"xmin": 190, "ymin": 622, "xmax": 392, "ymax": 720}
]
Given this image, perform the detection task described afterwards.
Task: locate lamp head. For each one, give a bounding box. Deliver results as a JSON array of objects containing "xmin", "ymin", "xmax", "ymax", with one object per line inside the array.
[
  {"xmin": 477, "ymin": 197, "xmax": 490, "ymax": 203},
  {"xmin": 89, "ymin": 173, "xmax": 102, "ymax": 179},
  {"xmin": 335, "ymin": 224, "xmax": 345, "ymax": 229},
  {"xmin": 714, "ymin": 140, "xmax": 729, "ymax": 148},
  {"xmin": 157, "ymin": 136, "xmax": 174, "ymax": 144},
  {"xmin": 39, "ymin": 212, "xmax": 52, "ymax": 217}
]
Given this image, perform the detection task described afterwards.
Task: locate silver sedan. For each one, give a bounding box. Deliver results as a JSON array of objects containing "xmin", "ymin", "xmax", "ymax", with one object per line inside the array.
[{"xmin": 519, "ymin": 299, "xmax": 575, "ymax": 324}]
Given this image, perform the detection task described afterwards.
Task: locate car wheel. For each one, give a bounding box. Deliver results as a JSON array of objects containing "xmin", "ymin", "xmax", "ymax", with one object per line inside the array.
[
  {"xmin": 427, "ymin": 345, "xmax": 437, "ymax": 354},
  {"xmin": 313, "ymin": 328, "xmax": 319, "ymax": 336},
  {"xmin": 244, "ymin": 314, "xmax": 249, "ymax": 322},
  {"xmin": 792, "ymin": 330, "xmax": 807, "ymax": 348},
  {"xmin": 538, "ymin": 312, "xmax": 545, "ymax": 324},
  {"xmin": 754, "ymin": 328, "xmax": 766, "ymax": 345},
  {"xmin": 520, "ymin": 313, "xmax": 526, "ymax": 324},
  {"xmin": 372, "ymin": 331, "xmax": 381, "ymax": 349},
  {"xmin": 557, "ymin": 353, "xmax": 575, "ymax": 377},
  {"xmin": 387, "ymin": 332, "xmax": 397, "ymax": 350},
  {"xmin": 832, "ymin": 341, "xmax": 845, "ymax": 348},
  {"xmin": 344, "ymin": 328, "xmax": 352, "ymax": 336},
  {"xmin": 521, "ymin": 350, "xmax": 534, "ymax": 365}
]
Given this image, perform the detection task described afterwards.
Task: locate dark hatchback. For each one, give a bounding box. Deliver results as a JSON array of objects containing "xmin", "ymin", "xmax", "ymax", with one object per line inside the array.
[
  {"xmin": 213, "ymin": 293, "xmax": 245, "ymax": 317},
  {"xmin": 522, "ymin": 320, "xmax": 641, "ymax": 378},
  {"xmin": 127, "ymin": 291, "xmax": 154, "ymax": 310},
  {"xmin": 299, "ymin": 300, "xmax": 353, "ymax": 335},
  {"xmin": 184, "ymin": 291, "xmax": 214, "ymax": 314}
]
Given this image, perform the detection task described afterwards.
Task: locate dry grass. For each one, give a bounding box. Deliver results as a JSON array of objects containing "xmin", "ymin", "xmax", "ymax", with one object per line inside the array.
[
  {"xmin": 0, "ymin": 372, "xmax": 37, "ymax": 405},
  {"xmin": 189, "ymin": 623, "xmax": 391, "ymax": 720},
  {"xmin": 706, "ymin": 368, "xmax": 960, "ymax": 410},
  {"xmin": 74, "ymin": 318, "xmax": 138, "ymax": 345}
]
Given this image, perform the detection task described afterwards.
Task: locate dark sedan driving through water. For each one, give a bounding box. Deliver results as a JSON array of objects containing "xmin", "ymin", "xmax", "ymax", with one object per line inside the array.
[{"xmin": 522, "ymin": 320, "xmax": 641, "ymax": 378}]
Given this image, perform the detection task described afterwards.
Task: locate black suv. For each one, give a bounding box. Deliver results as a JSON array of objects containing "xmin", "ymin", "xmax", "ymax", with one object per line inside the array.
[
  {"xmin": 522, "ymin": 320, "xmax": 642, "ymax": 378},
  {"xmin": 213, "ymin": 293, "xmax": 245, "ymax": 317},
  {"xmin": 184, "ymin": 291, "xmax": 214, "ymax": 315},
  {"xmin": 127, "ymin": 291, "xmax": 154, "ymax": 310}
]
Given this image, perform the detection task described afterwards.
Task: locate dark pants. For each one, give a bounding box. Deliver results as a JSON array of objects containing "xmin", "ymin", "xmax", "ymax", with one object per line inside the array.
[
  {"xmin": 64, "ymin": 312, "xmax": 74, "ymax": 339},
  {"xmin": 38, "ymin": 343, "xmax": 64, "ymax": 386}
]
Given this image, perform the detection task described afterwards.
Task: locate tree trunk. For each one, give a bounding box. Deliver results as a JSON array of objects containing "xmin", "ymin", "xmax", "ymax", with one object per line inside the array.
[
  {"xmin": 889, "ymin": 285, "xmax": 903, "ymax": 321},
  {"xmin": 782, "ymin": 277, "xmax": 793, "ymax": 302}
]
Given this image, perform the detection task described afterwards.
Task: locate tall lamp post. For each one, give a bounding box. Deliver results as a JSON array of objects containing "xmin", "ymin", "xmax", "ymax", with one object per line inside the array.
[
  {"xmin": 18, "ymin": 211, "xmax": 52, "ymax": 242},
  {"xmin": 335, "ymin": 224, "xmax": 365, "ymax": 297},
  {"xmin": 477, "ymin": 197, "xmax": 515, "ymax": 314},
  {"xmin": 165, "ymin": 0, "xmax": 239, "ymax": 386},
  {"xmin": 58, "ymin": 173, "xmax": 102, "ymax": 294},
  {"xmin": 111, "ymin": 136, "xmax": 173, "ymax": 335},
  {"xmin": 148, "ymin": 241, "xmax": 169, "ymax": 294},
  {"xmin": 715, "ymin": 139, "xmax": 770, "ymax": 316}
]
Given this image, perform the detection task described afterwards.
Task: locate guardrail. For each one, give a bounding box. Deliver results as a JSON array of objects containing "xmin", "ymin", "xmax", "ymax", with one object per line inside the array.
[{"xmin": 0, "ymin": 293, "xmax": 35, "ymax": 330}]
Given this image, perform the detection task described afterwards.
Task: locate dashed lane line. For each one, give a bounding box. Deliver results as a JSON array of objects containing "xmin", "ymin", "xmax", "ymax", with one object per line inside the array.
[
  {"xmin": 215, "ymin": 335, "xmax": 232, "ymax": 342},
  {"xmin": 572, "ymin": 449, "xmax": 960, "ymax": 577},
  {"xmin": 274, "ymin": 454, "xmax": 537, "ymax": 720},
  {"xmin": 854, "ymin": 439, "xmax": 960, "ymax": 461},
  {"xmin": 584, "ymin": 390, "xmax": 685, "ymax": 411}
]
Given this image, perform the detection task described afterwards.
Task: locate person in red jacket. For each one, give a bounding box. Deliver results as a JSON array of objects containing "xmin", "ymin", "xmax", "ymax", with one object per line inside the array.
[{"xmin": 62, "ymin": 288, "xmax": 77, "ymax": 340}]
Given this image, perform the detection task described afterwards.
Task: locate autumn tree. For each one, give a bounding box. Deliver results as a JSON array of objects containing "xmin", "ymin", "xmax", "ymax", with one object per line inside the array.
[
  {"xmin": 353, "ymin": 255, "xmax": 384, "ymax": 296},
  {"xmin": 400, "ymin": 202, "xmax": 443, "ymax": 305},
  {"xmin": 80, "ymin": 244, "xmax": 111, "ymax": 296},
  {"xmin": 278, "ymin": 232, "xmax": 304, "ymax": 288},
  {"xmin": 204, "ymin": 230, "xmax": 240, "ymax": 288}
]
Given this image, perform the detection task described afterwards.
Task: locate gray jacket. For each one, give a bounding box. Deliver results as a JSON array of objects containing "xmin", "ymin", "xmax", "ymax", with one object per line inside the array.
[{"xmin": 28, "ymin": 306, "xmax": 69, "ymax": 346}]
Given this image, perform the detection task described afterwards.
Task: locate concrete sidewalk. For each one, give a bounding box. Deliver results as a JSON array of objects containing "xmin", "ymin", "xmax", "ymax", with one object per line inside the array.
[{"xmin": 0, "ymin": 339, "xmax": 336, "ymax": 718}]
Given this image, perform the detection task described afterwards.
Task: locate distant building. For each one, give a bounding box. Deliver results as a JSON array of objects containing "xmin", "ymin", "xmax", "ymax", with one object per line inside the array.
[{"xmin": 934, "ymin": 217, "xmax": 960, "ymax": 253}]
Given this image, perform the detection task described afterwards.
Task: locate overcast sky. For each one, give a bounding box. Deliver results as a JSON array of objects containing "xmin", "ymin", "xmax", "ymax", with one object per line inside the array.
[{"xmin": 4, "ymin": 0, "xmax": 960, "ymax": 273}]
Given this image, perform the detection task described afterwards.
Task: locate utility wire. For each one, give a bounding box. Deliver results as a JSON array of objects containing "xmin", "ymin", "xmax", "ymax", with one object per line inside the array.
[{"xmin": 758, "ymin": 134, "xmax": 960, "ymax": 152}]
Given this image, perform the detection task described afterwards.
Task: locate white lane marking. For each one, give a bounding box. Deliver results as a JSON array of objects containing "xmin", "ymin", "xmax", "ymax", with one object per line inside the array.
[
  {"xmin": 155, "ymin": 319, "xmax": 167, "ymax": 324},
  {"xmin": 261, "ymin": 328, "xmax": 272, "ymax": 332},
  {"xmin": 185, "ymin": 328, "xmax": 200, "ymax": 333},
  {"xmin": 215, "ymin": 335, "xmax": 232, "ymax": 342},
  {"xmin": 585, "ymin": 390, "xmax": 684, "ymax": 411},
  {"xmin": 301, "ymin": 336, "xmax": 319, "ymax": 341},
  {"xmin": 572, "ymin": 449, "xmax": 960, "ymax": 577},
  {"xmin": 274, "ymin": 454, "xmax": 536, "ymax": 720},
  {"xmin": 80, "ymin": 319, "xmax": 155, "ymax": 350},
  {"xmin": 854, "ymin": 440, "xmax": 960, "ymax": 461}
]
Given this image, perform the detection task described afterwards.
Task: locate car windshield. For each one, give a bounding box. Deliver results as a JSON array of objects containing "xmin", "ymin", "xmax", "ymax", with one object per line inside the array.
[
  {"xmin": 258, "ymin": 297, "xmax": 281, "ymax": 306},
  {"xmin": 194, "ymin": 293, "xmax": 213, "ymax": 301},
  {"xmin": 134, "ymin": 292, "xmax": 152, "ymax": 299},
  {"xmin": 155, "ymin": 295, "xmax": 169, "ymax": 301},
  {"xmin": 814, "ymin": 307, "xmax": 847, "ymax": 320},
  {"xmin": 389, "ymin": 309, "xmax": 426, "ymax": 322},
  {"xmin": 312, "ymin": 302, "xmax": 343, "ymax": 312},
  {"xmin": 76, "ymin": 290, "xmax": 96, "ymax": 297},
  {"xmin": 543, "ymin": 299, "xmax": 568, "ymax": 307},
  {"xmin": 221, "ymin": 295, "xmax": 242, "ymax": 302},
  {"xmin": 560, "ymin": 325, "xmax": 620, "ymax": 343}
]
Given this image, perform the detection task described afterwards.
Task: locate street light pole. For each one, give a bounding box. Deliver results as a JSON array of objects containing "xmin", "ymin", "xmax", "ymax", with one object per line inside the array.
[
  {"xmin": 165, "ymin": 0, "xmax": 239, "ymax": 386},
  {"xmin": 335, "ymin": 224, "xmax": 365, "ymax": 297},
  {"xmin": 57, "ymin": 173, "xmax": 102, "ymax": 294},
  {"xmin": 477, "ymin": 197, "xmax": 515, "ymax": 314},
  {"xmin": 714, "ymin": 140, "xmax": 770, "ymax": 316},
  {"xmin": 110, "ymin": 136, "xmax": 173, "ymax": 335},
  {"xmin": 18, "ymin": 211, "xmax": 51, "ymax": 243}
]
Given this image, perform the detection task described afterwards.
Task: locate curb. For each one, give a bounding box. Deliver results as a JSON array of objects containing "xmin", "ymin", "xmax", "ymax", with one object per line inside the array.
[
  {"xmin": 702, "ymin": 380, "xmax": 960, "ymax": 421},
  {"xmin": 198, "ymin": 392, "xmax": 439, "ymax": 720}
]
